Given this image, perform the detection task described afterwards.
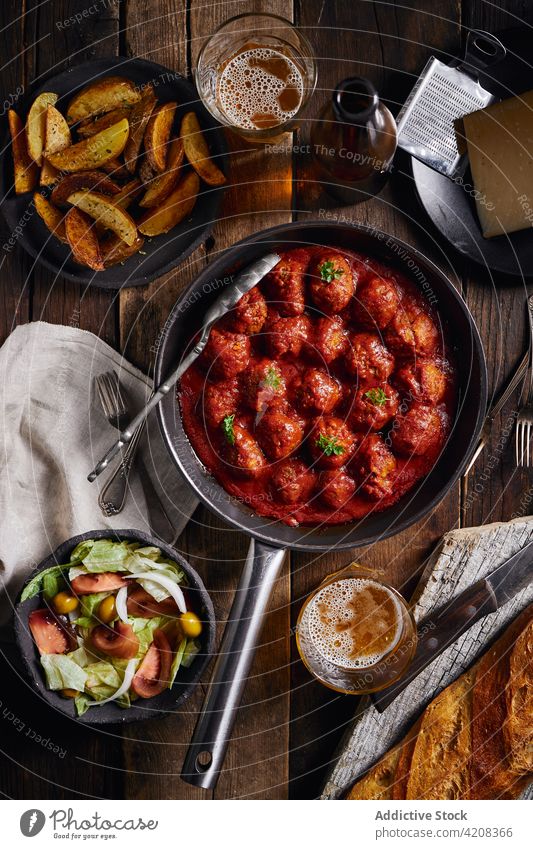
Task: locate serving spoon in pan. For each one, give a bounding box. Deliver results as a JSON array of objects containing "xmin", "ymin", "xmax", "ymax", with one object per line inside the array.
[{"xmin": 87, "ymin": 252, "xmax": 281, "ymax": 483}]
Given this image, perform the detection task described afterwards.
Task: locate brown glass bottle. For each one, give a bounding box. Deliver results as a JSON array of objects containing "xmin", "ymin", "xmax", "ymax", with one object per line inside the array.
[{"xmin": 311, "ymin": 77, "xmax": 397, "ymax": 204}]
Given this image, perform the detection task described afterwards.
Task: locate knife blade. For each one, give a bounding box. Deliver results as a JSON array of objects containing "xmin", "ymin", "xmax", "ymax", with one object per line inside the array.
[{"xmin": 371, "ymin": 539, "xmax": 533, "ymax": 712}]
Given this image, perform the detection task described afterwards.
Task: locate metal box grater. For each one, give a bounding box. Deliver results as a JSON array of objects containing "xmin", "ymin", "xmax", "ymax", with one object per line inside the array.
[{"xmin": 396, "ymin": 30, "xmax": 506, "ymax": 179}]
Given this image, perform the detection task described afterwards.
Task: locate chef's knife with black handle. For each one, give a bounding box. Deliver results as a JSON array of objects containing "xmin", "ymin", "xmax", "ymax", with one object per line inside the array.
[{"xmin": 371, "ymin": 540, "xmax": 533, "ymax": 712}]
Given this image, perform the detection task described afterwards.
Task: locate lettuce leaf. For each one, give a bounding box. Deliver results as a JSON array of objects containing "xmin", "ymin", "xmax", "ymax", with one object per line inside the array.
[
  {"xmin": 21, "ymin": 563, "xmax": 78, "ymax": 602},
  {"xmin": 70, "ymin": 539, "xmax": 98, "ymax": 562},
  {"xmin": 72, "ymin": 591, "xmax": 111, "ymax": 629},
  {"xmin": 168, "ymin": 638, "xmax": 187, "ymax": 689},
  {"xmin": 181, "ymin": 639, "xmax": 201, "ymax": 668},
  {"xmin": 75, "ymin": 693, "xmax": 90, "ymax": 716},
  {"xmin": 40, "ymin": 653, "xmax": 88, "ymax": 692},
  {"xmin": 81, "ymin": 539, "xmax": 132, "ymax": 572}
]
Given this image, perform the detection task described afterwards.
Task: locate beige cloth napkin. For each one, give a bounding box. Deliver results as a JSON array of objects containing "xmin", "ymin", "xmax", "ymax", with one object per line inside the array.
[{"xmin": 0, "ymin": 321, "xmax": 198, "ymax": 628}]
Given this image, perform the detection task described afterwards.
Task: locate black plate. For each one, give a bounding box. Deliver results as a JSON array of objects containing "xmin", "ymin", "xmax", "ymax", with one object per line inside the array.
[
  {"xmin": 13, "ymin": 529, "xmax": 216, "ymax": 725},
  {"xmin": 155, "ymin": 221, "xmax": 487, "ymax": 551},
  {"xmin": 411, "ymin": 28, "xmax": 533, "ymax": 278},
  {"xmin": 0, "ymin": 57, "xmax": 228, "ymax": 289}
]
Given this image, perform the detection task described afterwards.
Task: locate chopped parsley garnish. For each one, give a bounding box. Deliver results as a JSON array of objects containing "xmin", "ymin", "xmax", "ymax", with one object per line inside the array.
[
  {"xmin": 262, "ymin": 365, "xmax": 282, "ymax": 391},
  {"xmin": 364, "ymin": 387, "xmax": 390, "ymax": 407},
  {"xmin": 316, "ymin": 432, "xmax": 345, "ymax": 456},
  {"xmin": 221, "ymin": 414, "xmax": 236, "ymax": 445},
  {"xmin": 319, "ymin": 260, "xmax": 344, "ymax": 283}
]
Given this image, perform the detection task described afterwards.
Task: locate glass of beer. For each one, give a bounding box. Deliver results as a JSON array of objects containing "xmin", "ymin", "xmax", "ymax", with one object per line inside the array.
[
  {"xmin": 195, "ymin": 13, "xmax": 317, "ymax": 141},
  {"xmin": 296, "ymin": 564, "xmax": 417, "ymax": 694}
]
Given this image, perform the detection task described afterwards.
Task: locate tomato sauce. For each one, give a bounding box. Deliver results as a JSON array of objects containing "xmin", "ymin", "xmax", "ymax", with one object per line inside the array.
[{"xmin": 179, "ymin": 246, "xmax": 456, "ymax": 527}]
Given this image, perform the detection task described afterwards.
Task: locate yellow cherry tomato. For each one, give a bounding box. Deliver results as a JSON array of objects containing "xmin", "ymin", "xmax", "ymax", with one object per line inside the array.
[
  {"xmin": 98, "ymin": 595, "xmax": 117, "ymax": 624},
  {"xmin": 180, "ymin": 611, "xmax": 202, "ymax": 638},
  {"xmin": 60, "ymin": 688, "xmax": 79, "ymax": 699},
  {"xmin": 53, "ymin": 591, "xmax": 79, "ymax": 615}
]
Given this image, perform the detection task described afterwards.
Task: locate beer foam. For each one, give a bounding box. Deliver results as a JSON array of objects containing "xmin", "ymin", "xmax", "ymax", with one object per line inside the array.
[
  {"xmin": 218, "ymin": 47, "xmax": 303, "ymax": 130},
  {"xmin": 305, "ymin": 578, "xmax": 403, "ymax": 669}
]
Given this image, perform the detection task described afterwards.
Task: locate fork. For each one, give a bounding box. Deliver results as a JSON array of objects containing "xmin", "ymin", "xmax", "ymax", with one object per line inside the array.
[
  {"xmin": 95, "ymin": 371, "xmax": 147, "ymax": 516},
  {"xmin": 95, "ymin": 371, "xmax": 176, "ymax": 541},
  {"xmin": 515, "ymin": 294, "xmax": 533, "ymax": 467}
]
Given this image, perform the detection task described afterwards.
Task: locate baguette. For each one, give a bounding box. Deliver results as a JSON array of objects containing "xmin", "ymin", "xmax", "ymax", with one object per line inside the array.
[{"xmin": 346, "ymin": 604, "xmax": 533, "ymax": 800}]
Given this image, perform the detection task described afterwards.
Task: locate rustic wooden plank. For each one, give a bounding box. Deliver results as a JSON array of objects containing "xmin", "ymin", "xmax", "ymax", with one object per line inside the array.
[
  {"xmin": 121, "ymin": 0, "xmax": 294, "ymax": 799},
  {"xmin": 461, "ymin": 1, "xmax": 533, "ymax": 529},
  {"xmin": 26, "ymin": 0, "xmax": 118, "ymax": 342},
  {"xmin": 0, "ymin": 0, "xmax": 31, "ymax": 346},
  {"xmin": 323, "ymin": 517, "xmax": 533, "ymax": 798},
  {"xmin": 188, "ymin": 0, "xmax": 294, "ymax": 801},
  {"xmin": 289, "ymin": 0, "xmax": 463, "ymax": 799},
  {"xmin": 0, "ymin": 0, "xmax": 124, "ymax": 800}
]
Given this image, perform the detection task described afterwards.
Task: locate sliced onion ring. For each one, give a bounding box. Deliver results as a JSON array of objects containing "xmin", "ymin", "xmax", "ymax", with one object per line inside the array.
[
  {"xmin": 115, "ymin": 585, "xmax": 129, "ymax": 624},
  {"xmin": 84, "ymin": 658, "xmax": 137, "ymax": 707},
  {"xmin": 126, "ymin": 573, "xmax": 187, "ymax": 614}
]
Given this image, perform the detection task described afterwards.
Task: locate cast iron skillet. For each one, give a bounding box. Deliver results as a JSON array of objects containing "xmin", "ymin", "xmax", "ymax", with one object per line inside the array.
[
  {"xmin": 0, "ymin": 57, "xmax": 228, "ymax": 289},
  {"xmin": 14, "ymin": 528, "xmax": 216, "ymax": 725},
  {"xmin": 154, "ymin": 221, "xmax": 488, "ymax": 788}
]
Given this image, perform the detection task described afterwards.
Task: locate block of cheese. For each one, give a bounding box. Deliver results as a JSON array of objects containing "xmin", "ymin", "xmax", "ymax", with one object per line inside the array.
[{"xmin": 462, "ymin": 89, "xmax": 533, "ymax": 238}]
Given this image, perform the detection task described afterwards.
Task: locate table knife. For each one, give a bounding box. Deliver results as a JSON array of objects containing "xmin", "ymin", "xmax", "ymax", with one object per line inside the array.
[{"xmin": 371, "ymin": 539, "xmax": 533, "ymax": 712}]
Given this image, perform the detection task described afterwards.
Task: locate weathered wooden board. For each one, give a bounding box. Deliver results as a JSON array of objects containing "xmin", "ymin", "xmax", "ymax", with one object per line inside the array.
[{"xmin": 322, "ymin": 517, "xmax": 533, "ymax": 799}]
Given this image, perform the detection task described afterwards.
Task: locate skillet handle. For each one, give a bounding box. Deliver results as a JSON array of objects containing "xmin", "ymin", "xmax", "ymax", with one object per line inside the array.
[{"xmin": 181, "ymin": 539, "xmax": 286, "ymax": 790}]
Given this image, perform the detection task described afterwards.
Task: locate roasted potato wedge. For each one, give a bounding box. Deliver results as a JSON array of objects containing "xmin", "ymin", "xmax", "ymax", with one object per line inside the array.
[
  {"xmin": 40, "ymin": 105, "xmax": 71, "ymax": 186},
  {"xmin": 138, "ymin": 159, "xmax": 156, "ymax": 185},
  {"xmin": 8, "ymin": 110, "xmax": 38, "ymax": 194},
  {"xmin": 26, "ymin": 92, "xmax": 58, "ymax": 165},
  {"xmin": 65, "ymin": 207, "xmax": 104, "ymax": 270},
  {"xmin": 77, "ymin": 107, "xmax": 132, "ymax": 138},
  {"xmin": 66, "ymin": 76, "xmax": 141, "ymax": 125},
  {"xmin": 144, "ymin": 101, "xmax": 177, "ymax": 172},
  {"xmin": 47, "ymin": 119, "xmax": 129, "ymax": 172},
  {"xmin": 51, "ymin": 171, "xmax": 121, "ymax": 207},
  {"xmin": 33, "ymin": 192, "xmax": 67, "ymax": 243},
  {"xmin": 138, "ymin": 170, "xmax": 199, "ymax": 236},
  {"xmin": 181, "ymin": 111, "xmax": 226, "ymax": 186},
  {"xmin": 67, "ymin": 190, "xmax": 138, "ymax": 246},
  {"xmin": 139, "ymin": 137, "xmax": 184, "ymax": 208},
  {"xmin": 101, "ymin": 232, "xmax": 145, "ymax": 267},
  {"xmin": 113, "ymin": 178, "xmax": 142, "ymax": 209},
  {"xmin": 124, "ymin": 87, "xmax": 157, "ymax": 173}
]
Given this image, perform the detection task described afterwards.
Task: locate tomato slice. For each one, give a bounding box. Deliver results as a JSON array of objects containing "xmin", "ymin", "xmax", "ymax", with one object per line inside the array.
[
  {"xmin": 70, "ymin": 572, "xmax": 128, "ymax": 595},
  {"xmin": 131, "ymin": 629, "xmax": 172, "ymax": 698},
  {"xmin": 29, "ymin": 608, "xmax": 75, "ymax": 654},
  {"xmin": 126, "ymin": 586, "xmax": 179, "ymax": 618},
  {"xmin": 90, "ymin": 621, "xmax": 139, "ymax": 659}
]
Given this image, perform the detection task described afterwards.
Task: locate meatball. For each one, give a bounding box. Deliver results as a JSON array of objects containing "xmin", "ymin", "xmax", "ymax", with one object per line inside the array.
[
  {"xmin": 311, "ymin": 316, "xmax": 349, "ymax": 364},
  {"xmin": 202, "ymin": 378, "xmax": 240, "ymax": 428},
  {"xmin": 394, "ymin": 359, "xmax": 447, "ymax": 404},
  {"xmin": 319, "ymin": 469, "xmax": 357, "ymax": 510},
  {"xmin": 264, "ymin": 252, "xmax": 307, "ymax": 316},
  {"xmin": 349, "ymin": 384, "xmax": 399, "ymax": 432},
  {"xmin": 352, "ymin": 434, "xmax": 396, "ymax": 499},
  {"xmin": 223, "ymin": 422, "xmax": 266, "ymax": 476},
  {"xmin": 241, "ymin": 359, "xmax": 286, "ymax": 412},
  {"xmin": 229, "ymin": 287, "xmax": 267, "ymax": 334},
  {"xmin": 200, "ymin": 326, "xmax": 251, "ymax": 379},
  {"xmin": 385, "ymin": 298, "xmax": 438, "ymax": 356},
  {"xmin": 256, "ymin": 409, "xmax": 304, "ymax": 460},
  {"xmin": 264, "ymin": 313, "xmax": 312, "ymax": 358},
  {"xmin": 309, "ymin": 251, "xmax": 355, "ymax": 315},
  {"xmin": 353, "ymin": 276, "xmax": 400, "ymax": 329},
  {"xmin": 270, "ymin": 458, "xmax": 316, "ymax": 505},
  {"xmin": 293, "ymin": 368, "xmax": 342, "ymax": 414},
  {"xmin": 309, "ymin": 416, "xmax": 357, "ymax": 469},
  {"xmin": 345, "ymin": 332, "xmax": 395, "ymax": 382},
  {"xmin": 391, "ymin": 403, "xmax": 442, "ymax": 456}
]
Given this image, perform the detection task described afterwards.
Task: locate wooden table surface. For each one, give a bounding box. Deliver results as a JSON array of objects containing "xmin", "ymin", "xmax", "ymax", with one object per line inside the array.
[{"xmin": 1, "ymin": 0, "xmax": 531, "ymax": 800}]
